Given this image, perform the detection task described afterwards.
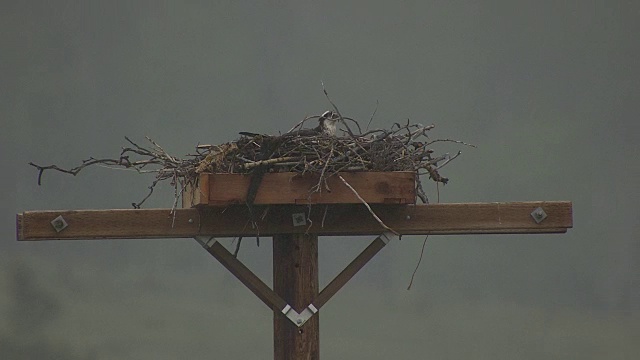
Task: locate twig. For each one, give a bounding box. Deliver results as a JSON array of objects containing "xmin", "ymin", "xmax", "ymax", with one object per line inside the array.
[
  {"xmin": 321, "ymin": 82, "xmax": 357, "ymax": 137},
  {"xmin": 321, "ymin": 204, "xmax": 329, "ymax": 228},
  {"xmin": 426, "ymin": 138, "xmax": 477, "ymax": 148},
  {"xmin": 435, "ymin": 151, "xmax": 462, "ymax": 171},
  {"xmin": 338, "ymin": 174, "xmax": 399, "ymax": 235},
  {"xmin": 407, "ymin": 235, "xmax": 429, "ymax": 290},
  {"xmin": 233, "ymin": 237, "xmax": 242, "ymax": 257},
  {"xmin": 366, "ymin": 100, "xmax": 379, "ymax": 132},
  {"xmin": 242, "ymin": 156, "xmax": 302, "ymax": 170},
  {"xmin": 286, "ymin": 115, "xmax": 318, "ymax": 134}
]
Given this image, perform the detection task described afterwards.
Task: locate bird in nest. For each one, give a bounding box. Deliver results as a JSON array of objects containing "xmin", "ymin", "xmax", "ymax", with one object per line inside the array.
[
  {"xmin": 239, "ymin": 110, "xmax": 340, "ymax": 138},
  {"xmin": 299, "ymin": 110, "xmax": 340, "ymax": 137}
]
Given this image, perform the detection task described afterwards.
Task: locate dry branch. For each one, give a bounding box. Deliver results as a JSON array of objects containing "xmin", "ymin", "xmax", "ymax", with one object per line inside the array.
[{"xmin": 338, "ymin": 174, "xmax": 399, "ymax": 235}]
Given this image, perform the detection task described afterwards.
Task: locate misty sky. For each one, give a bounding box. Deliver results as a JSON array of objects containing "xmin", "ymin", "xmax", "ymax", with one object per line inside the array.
[{"xmin": 1, "ymin": 1, "xmax": 639, "ymax": 359}]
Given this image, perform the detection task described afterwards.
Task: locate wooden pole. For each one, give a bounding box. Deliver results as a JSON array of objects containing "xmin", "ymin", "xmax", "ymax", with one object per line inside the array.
[{"xmin": 273, "ymin": 233, "xmax": 319, "ymax": 360}]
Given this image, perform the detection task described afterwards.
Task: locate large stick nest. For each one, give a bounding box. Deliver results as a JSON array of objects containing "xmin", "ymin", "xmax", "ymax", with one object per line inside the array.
[{"xmin": 30, "ymin": 113, "xmax": 473, "ymax": 208}]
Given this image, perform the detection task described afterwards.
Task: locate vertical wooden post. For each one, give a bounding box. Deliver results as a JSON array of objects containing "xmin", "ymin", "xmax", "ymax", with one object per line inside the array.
[{"xmin": 273, "ymin": 233, "xmax": 320, "ymax": 360}]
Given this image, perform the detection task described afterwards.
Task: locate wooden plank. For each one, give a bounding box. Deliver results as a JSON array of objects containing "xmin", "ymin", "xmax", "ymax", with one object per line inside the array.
[
  {"xmin": 186, "ymin": 172, "xmax": 416, "ymax": 205},
  {"xmin": 273, "ymin": 234, "xmax": 319, "ymax": 360},
  {"xmin": 17, "ymin": 209, "xmax": 197, "ymax": 240},
  {"xmin": 204, "ymin": 241, "xmax": 287, "ymax": 311},
  {"xmin": 314, "ymin": 235, "xmax": 388, "ymax": 309},
  {"xmin": 182, "ymin": 174, "xmax": 209, "ymax": 208},
  {"xmin": 16, "ymin": 201, "xmax": 573, "ymax": 240}
]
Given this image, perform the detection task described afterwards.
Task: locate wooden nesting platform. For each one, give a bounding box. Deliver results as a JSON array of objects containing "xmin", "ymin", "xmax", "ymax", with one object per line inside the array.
[{"xmin": 182, "ymin": 171, "xmax": 416, "ymax": 207}]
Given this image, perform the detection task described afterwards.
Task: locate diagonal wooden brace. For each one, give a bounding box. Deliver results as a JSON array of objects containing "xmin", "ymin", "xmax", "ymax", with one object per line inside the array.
[
  {"xmin": 195, "ymin": 236, "xmax": 316, "ymax": 326},
  {"xmin": 194, "ymin": 236, "xmax": 287, "ymax": 311},
  {"xmin": 194, "ymin": 232, "xmax": 396, "ymax": 327},
  {"xmin": 313, "ymin": 232, "xmax": 396, "ymax": 309}
]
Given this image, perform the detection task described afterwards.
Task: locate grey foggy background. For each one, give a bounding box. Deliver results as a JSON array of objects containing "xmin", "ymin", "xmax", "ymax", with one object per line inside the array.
[{"xmin": 1, "ymin": 1, "xmax": 639, "ymax": 359}]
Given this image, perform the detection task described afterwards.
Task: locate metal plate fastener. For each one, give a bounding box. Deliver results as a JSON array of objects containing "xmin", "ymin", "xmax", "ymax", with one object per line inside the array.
[
  {"xmin": 292, "ymin": 213, "xmax": 306, "ymax": 227},
  {"xmin": 530, "ymin": 207, "xmax": 547, "ymax": 224},
  {"xmin": 51, "ymin": 215, "xmax": 68, "ymax": 232}
]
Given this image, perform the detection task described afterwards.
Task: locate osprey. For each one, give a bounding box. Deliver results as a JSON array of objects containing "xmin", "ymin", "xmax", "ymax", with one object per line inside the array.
[
  {"xmin": 316, "ymin": 110, "xmax": 339, "ymax": 136},
  {"xmin": 282, "ymin": 110, "xmax": 339, "ymax": 137},
  {"xmin": 239, "ymin": 110, "xmax": 340, "ymax": 138}
]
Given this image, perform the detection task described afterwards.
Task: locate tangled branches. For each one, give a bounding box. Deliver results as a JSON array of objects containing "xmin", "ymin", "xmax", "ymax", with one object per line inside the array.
[
  {"xmin": 29, "ymin": 136, "xmax": 199, "ymax": 209},
  {"xmin": 29, "ymin": 115, "xmax": 474, "ymax": 209}
]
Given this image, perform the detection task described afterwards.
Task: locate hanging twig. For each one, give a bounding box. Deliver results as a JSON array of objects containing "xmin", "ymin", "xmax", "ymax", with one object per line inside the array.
[
  {"xmin": 337, "ymin": 174, "xmax": 399, "ymax": 236},
  {"xmin": 407, "ymin": 235, "xmax": 429, "ymax": 290}
]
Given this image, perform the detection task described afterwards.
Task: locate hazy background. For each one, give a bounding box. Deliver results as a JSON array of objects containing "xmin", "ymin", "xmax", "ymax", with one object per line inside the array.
[{"xmin": 2, "ymin": 1, "xmax": 639, "ymax": 359}]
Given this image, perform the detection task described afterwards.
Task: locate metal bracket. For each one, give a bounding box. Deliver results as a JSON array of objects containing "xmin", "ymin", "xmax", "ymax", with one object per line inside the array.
[
  {"xmin": 379, "ymin": 231, "xmax": 398, "ymax": 244},
  {"xmin": 530, "ymin": 207, "xmax": 547, "ymax": 224},
  {"xmin": 194, "ymin": 236, "xmax": 218, "ymax": 249},
  {"xmin": 292, "ymin": 213, "xmax": 306, "ymax": 227},
  {"xmin": 51, "ymin": 215, "xmax": 68, "ymax": 232},
  {"xmin": 281, "ymin": 303, "xmax": 319, "ymax": 327},
  {"xmin": 194, "ymin": 232, "xmax": 393, "ymax": 328}
]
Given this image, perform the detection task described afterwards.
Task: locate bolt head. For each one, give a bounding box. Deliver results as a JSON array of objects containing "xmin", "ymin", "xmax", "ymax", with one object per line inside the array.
[
  {"xmin": 50, "ymin": 215, "xmax": 68, "ymax": 232},
  {"xmin": 292, "ymin": 213, "xmax": 306, "ymax": 226},
  {"xmin": 530, "ymin": 207, "xmax": 547, "ymax": 223}
]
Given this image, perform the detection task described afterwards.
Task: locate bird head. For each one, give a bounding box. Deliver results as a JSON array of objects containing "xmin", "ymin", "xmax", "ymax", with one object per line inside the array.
[{"xmin": 319, "ymin": 110, "xmax": 339, "ymax": 136}]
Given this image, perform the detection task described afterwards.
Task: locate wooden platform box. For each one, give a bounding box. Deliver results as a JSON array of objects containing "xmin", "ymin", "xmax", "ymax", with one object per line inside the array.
[{"xmin": 182, "ymin": 172, "xmax": 416, "ymax": 207}]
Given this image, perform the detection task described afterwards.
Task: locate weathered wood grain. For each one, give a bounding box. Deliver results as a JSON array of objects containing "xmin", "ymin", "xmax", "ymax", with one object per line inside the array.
[
  {"xmin": 273, "ymin": 234, "xmax": 319, "ymax": 360},
  {"xmin": 17, "ymin": 201, "xmax": 572, "ymax": 240},
  {"xmin": 183, "ymin": 172, "xmax": 416, "ymax": 206}
]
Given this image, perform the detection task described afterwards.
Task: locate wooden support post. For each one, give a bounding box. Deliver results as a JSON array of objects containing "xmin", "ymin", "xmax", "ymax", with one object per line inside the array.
[{"xmin": 273, "ymin": 234, "xmax": 320, "ymax": 360}]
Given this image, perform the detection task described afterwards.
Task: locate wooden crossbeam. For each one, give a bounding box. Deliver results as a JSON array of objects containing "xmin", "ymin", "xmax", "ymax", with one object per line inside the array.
[{"xmin": 16, "ymin": 202, "xmax": 572, "ymax": 240}]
